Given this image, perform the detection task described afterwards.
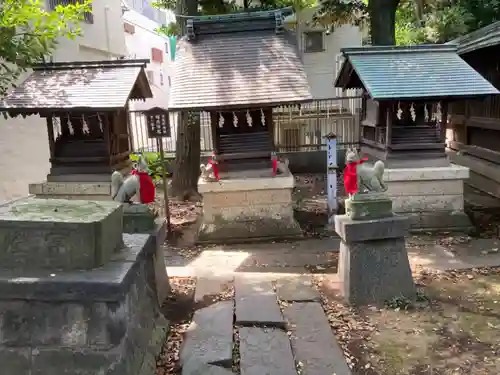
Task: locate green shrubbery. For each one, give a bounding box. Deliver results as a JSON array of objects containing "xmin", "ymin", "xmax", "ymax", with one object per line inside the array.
[{"xmin": 130, "ymin": 152, "xmax": 171, "ymax": 181}]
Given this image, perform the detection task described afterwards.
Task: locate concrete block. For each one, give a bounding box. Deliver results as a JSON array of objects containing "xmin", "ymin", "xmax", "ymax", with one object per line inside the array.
[
  {"xmin": 0, "ymin": 232, "xmax": 169, "ymax": 375},
  {"xmin": 335, "ymin": 215, "xmax": 409, "ymax": 243},
  {"xmin": 336, "ymin": 215, "xmax": 415, "ymax": 306},
  {"xmin": 391, "ymin": 194, "xmax": 464, "ymax": 212},
  {"xmin": 386, "ymin": 180, "xmax": 463, "ymax": 196},
  {"xmin": 0, "ymin": 198, "xmax": 123, "ymax": 270}
]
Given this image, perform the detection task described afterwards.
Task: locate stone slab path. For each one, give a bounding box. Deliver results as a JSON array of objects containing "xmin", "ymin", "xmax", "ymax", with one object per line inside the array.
[
  {"xmin": 166, "ymin": 236, "xmax": 500, "ymax": 278},
  {"xmin": 181, "ymin": 273, "xmax": 351, "ymax": 375}
]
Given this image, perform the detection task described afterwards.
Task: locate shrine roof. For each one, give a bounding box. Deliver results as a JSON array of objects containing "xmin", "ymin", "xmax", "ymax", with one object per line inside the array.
[
  {"xmin": 129, "ymin": 84, "xmax": 169, "ymax": 112},
  {"xmin": 447, "ymin": 20, "xmax": 500, "ymax": 55},
  {"xmin": 335, "ymin": 44, "xmax": 499, "ymax": 100},
  {"xmin": 168, "ymin": 9, "xmax": 312, "ymax": 111},
  {"xmin": 0, "ymin": 59, "xmax": 153, "ymax": 116}
]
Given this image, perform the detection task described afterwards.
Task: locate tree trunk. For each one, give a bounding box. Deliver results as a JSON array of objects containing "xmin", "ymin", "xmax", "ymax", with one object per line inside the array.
[
  {"xmin": 171, "ymin": 0, "xmax": 201, "ymax": 200},
  {"xmin": 171, "ymin": 112, "xmax": 201, "ymax": 199},
  {"xmin": 368, "ymin": 0, "xmax": 400, "ymax": 45}
]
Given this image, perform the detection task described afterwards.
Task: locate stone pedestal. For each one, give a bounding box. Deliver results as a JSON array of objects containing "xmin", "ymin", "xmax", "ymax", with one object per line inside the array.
[
  {"xmin": 197, "ymin": 172, "xmax": 302, "ymax": 244},
  {"xmin": 29, "ymin": 181, "xmax": 112, "ymax": 200},
  {"xmin": 0, "ymin": 199, "xmax": 123, "ymax": 270},
  {"xmin": 384, "ymin": 165, "xmax": 472, "ymax": 232},
  {"xmin": 122, "ymin": 203, "xmax": 170, "ymax": 306},
  {"xmin": 0, "ymin": 198, "xmax": 169, "ymax": 375},
  {"xmin": 335, "ymin": 213, "xmax": 416, "ymax": 306}
]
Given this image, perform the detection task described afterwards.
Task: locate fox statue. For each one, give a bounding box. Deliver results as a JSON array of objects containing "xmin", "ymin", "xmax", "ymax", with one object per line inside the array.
[
  {"xmin": 111, "ymin": 155, "xmax": 155, "ymax": 204},
  {"xmin": 345, "ymin": 148, "xmax": 387, "ymax": 196}
]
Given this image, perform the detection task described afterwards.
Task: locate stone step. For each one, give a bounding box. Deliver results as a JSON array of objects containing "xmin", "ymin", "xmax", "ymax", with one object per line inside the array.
[
  {"xmin": 275, "ymin": 275, "xmax": 321, "ymax": 302},
  {"xmin": 235, "ymin": 276, "xmax": 285, "ymax": 327},
  {"xmin": 283, "ymin": 302, "xmax": 352, "ymax": 375},
  {"xmin": 182, "ymin": 361, "xmax": 235, "ymax": 375},
  {"xmin": 180, "ymin": 301, "xmax": 234, "ymax": 367},
  {"xmin": 239, "ymin": 327, "xmax": 297, "ymax": 375}
]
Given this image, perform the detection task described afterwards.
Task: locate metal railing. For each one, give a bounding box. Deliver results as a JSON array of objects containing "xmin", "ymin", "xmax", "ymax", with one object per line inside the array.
[{"xmin": 128, "ymin": 96, "xmax": 362, "ymax": 154}]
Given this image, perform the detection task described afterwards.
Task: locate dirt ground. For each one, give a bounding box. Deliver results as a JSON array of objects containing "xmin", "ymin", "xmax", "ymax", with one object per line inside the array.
[
  {"xmin": 316, "ymin": 267, "xmax": 500, "ymax": 375},
  {"xmin": 157, "ymin": 175, "xmax": 500, "ymax": 375}
]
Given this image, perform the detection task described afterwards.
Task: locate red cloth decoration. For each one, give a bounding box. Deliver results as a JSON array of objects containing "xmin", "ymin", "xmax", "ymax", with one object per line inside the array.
[
  {"xmin": 131, "ymin": 170, "xmax": 155, "ymax": 203},
  {"xmin": 344, "ymin": 157, "xmax": 368, "ymax": 195},
  {"xmin": 271, "ymin": 153, "xmax": 278, "ymax": 176},
  {"xmin": 208, "ymin": 158, "xmax": 219, "ymax": 181}
]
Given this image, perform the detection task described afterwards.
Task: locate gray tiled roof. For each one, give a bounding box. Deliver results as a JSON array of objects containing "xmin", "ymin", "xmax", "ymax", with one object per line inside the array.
[
  {"xmin": 335, "ymin": 44, "xmax": 499, "ymax": 100},
  {"xmin": 447, "ymin": 21, "xmax": 500, "ymax": 55},
  {"xmin": 168, "ymin": 12, "xmax": 312, "ymax": 111},
  {"xmin": 0, "ymin": 60, "xmax": 153, "ymax": 113}
]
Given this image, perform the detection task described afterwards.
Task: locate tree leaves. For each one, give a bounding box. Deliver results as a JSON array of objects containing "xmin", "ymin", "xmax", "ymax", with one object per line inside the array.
[{"xmin": 0, "ymin": 0, "xmax": 91, "ymax": 96}]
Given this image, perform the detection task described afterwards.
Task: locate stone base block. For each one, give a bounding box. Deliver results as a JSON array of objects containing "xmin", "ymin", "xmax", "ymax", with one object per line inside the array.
[
  {"xmin": 335, "ymin": 215, "xmax": 416, "ymax": 306},
  {"xmin": 0, "ymin": 233, "xmax": 169, "ymax": 375},
  {"xmin": 406, "ymin": 211, "xmax": 473, "ymax": 233},
  {"xmin": 122, "ymin": 204, "xmax": 158, "ymax": 234},
  {"xmin": 0, "ymin": 198, "xmax": 123, "ymax": 270},
  {"xmin": 345, "ymin": 194, "xmax": 393, "ymax": 220},
  {"xmin": 198, "ymin": 216, "xmax": 303, "ymax": 244},
  {"xmin": 197, "ymin": 174, "xmax": 303, "ymax": 244},
  {"xmin": 122, "ymin": 208, "xmax": 170, "ymax": 306},
  {"xmin": 384, "ymin": 165, "xmax": 472, "ymax": 231},
  {"xmin": 29, "ymin": 181, "xmax": 112, "ymax": 201}
]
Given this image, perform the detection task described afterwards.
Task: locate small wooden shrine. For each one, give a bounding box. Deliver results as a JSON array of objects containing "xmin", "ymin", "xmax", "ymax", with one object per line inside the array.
[
  {"xmin": 335, "ymin": 45, "xmax": 499, "ymax": 167},
  {"xmin": 168, "ymin": 8, "xmax": 312, "ymax": 174},
  {"xmin": 0, "ymin": 59, "xmax": 153, "ymax": 182}
]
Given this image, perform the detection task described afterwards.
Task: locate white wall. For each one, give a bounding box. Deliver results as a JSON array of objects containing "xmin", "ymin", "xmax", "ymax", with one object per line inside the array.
[
  {"xmin": 0, "ymin": 0, "xmax": 128, "ymax": 204},
  {"xmin": 293, "ymin": 7, "xmax": 363, "ymax": 99},
  {"xmin": 123, "ymin": 9, "xmax": 174, "ymax": 95},
  {"xmin": 55, "ymin": 0, "xmax": 127, "ymax": 61},
  {"xmin": 123, "ymin": 8, "xmax": 178, "ymax": 152}
]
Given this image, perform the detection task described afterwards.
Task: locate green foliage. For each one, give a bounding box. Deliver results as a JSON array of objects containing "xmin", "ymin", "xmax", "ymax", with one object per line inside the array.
[
  {"xmin": 0, "ymin": 0, "xmax": 91, "ymax": 96},
  {"xmin": 130, "ymin": 152, "xmax": 171, "ymax": 181},
  {"xmin": 395, "ymin": 0, "xmax": 474, "ymax": 45},
  {"xmin": 314, "ymin": 0, "xmax": 368, "ymax": 29},
  {"xmin": 316, "ymin": 0, "xmax": 500, "ymax": 47}
]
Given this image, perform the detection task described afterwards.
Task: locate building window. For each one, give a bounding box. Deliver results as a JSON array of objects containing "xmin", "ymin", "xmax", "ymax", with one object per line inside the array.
[
  {"xmin": 146, "ymin": 70, "xmax": 154, "ymax": 84},
  {"xmin": 303, "ymin": 31, "xmax": 324, "ymax": 53},
  {"xmin": 151, "ymin": 47, "xmax": 164, "ymax": 63},
  {"xmin": 124, "ymin": 22, "xmax": 135, "ymax": 34},
  {"xmin": 47, "ymin": 0, "xmax": 94, "ymax": 24}
]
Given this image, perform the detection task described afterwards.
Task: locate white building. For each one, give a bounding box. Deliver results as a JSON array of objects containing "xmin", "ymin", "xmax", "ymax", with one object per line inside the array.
[
  {"xmin": 0, "ymin": 0, "xmax": 128, "ymax": 204},
  {"xmin": 122, "ymin": 4, "xmax": 177, "ymax": 152},
  {"xmin": 285, "ymin": 7, "xmax": 363, "ymax": 99}
]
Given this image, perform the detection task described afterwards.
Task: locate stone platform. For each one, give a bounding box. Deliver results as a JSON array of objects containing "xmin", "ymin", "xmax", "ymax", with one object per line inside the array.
[
  {"xmin": 197, "ymin": 170, "xmax": 302, "ymax": 244},
  {"xmin": 29, "ymin": 180, "xmax": 112, "ymax": 200},
  {"xmin": 0, "ymin": 233, "xmax": 168, "ymax": 375},
  {"xmin": 0, "ymin": 198, "xmax": 123, "ymax": 270},
  {"xmin": 336, "ymin": 214, "xmax": 416, "ymax": 306},
  {"xmin": 0, "ymin": 197, "xmax": 169, "ymax": 375},
  {"xmin": 384, "ymin": 164, "xmax": 473, "ymax": 232}
]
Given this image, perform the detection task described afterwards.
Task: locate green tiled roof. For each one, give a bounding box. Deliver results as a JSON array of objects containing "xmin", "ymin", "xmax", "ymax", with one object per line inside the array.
[{"xmin": 335, "ymin": 44, "xmax": 499, "ymax": 100}]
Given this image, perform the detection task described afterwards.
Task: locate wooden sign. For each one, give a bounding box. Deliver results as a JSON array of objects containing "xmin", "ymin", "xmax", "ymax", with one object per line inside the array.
[{"xmin": 145, "ymin": 107, "xmax": 170, "ymax": 138}]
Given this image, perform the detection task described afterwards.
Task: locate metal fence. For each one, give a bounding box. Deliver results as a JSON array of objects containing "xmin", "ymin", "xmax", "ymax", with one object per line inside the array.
[{"xmin": 128, "ymin": 96, "xmax": 362, "ymax": 154}]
